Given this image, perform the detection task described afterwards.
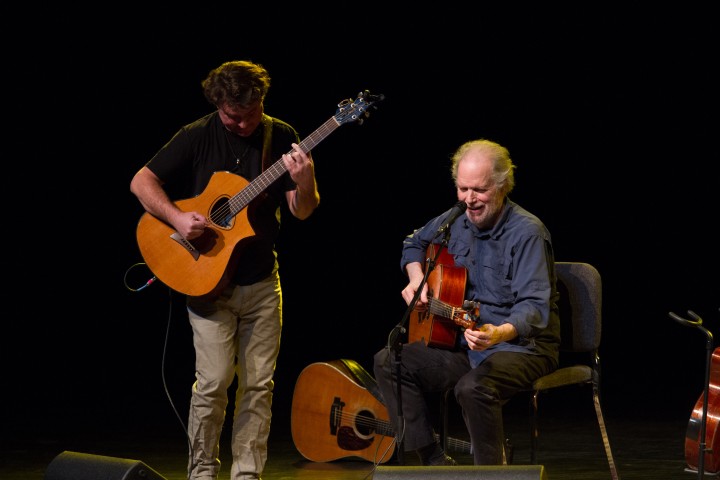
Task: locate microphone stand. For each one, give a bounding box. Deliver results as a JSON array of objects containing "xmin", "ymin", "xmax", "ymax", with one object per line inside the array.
[
  {"xmin": 387, "ymin": 228, "xmax": 452, "ymax": 465},
  {"xmin": 669, "ymin": 310, "xmax": 711, "ymax": 480}
]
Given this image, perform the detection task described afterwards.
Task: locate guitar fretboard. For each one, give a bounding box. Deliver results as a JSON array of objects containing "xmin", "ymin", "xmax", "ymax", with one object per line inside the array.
[{"xmin": 427, "ymin": 297, "xmax": 477, "ymax": 329}]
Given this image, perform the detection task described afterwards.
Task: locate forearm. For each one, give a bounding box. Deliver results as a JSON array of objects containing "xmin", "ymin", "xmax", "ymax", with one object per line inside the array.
[
  {"xmin": 130, "ymin": 167, "xmax": 182, "ymax": 225},
  {"xmin": 494, "ymin": 322, "xmax": 518, "ymax": 342},
  {"xmin": 290, "ymin": 182, "xmax": 320, "ymax": 220}
]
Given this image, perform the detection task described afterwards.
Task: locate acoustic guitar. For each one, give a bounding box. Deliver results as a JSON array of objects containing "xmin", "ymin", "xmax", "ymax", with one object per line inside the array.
[
  {"xmin": 291, "ymin": 359, "xmax": 472, "ymax": 464},
  {"xmin": 135, "ymin": 91, "xmax": 383, "ymax": 297},
  {"xmin": 408, "ymin": 243, "xmax": 479, "ymax": 349}
]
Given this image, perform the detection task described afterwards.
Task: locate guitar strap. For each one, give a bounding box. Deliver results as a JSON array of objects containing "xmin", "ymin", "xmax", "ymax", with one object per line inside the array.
[
  {"xmin": 261, "ymin": 113, "xmax": 273, "ymax": 172},
  {"xmin": 339, "ymin": 359, "xmax": 385, "ymax": 404}
]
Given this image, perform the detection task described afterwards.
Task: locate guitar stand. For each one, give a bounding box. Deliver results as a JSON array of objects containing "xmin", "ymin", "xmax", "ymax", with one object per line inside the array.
[
  {"xmin": 669, "ymin": 310, "xmax": 715, "ymax": 479},
  {"xmin": 387, "ymin": 232, "xmax": 451, "ymax": 465}
]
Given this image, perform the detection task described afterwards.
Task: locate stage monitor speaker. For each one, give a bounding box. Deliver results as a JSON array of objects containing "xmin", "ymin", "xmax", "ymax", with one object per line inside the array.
[
  {"xmin": 45, "ymin": 451, "xmax": 167, "ymax": 480},
  {"xmin": 373, "ymin": 464, "xmax": 548, "ymax": 479}
]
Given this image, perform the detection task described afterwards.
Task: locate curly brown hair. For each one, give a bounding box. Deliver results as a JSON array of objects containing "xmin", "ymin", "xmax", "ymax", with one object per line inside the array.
[{"xmin": 202, "ymin": 60, "xmax": 271, "ymax": 109}]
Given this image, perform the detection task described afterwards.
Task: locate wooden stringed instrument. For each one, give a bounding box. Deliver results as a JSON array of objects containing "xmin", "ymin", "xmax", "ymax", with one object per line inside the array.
[
  {"xmin": 408, "ymin": 243, "xmax": 479, "ymax": 349},
  {"xmin": 685, "ymin": 346, "xmax": 720, "ymax": 473},
  {"xmin": 290, "ymin": 359, "xmax": 472, "ymax": 464},
  {"xmin": 135, "ymin": 91, "xmax": 382, "ymax": 297}
]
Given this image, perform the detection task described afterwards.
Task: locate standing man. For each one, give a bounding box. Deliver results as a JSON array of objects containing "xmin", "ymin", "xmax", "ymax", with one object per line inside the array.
[
  {"xmin": 374, "ymin": 139, "xmax": 560, "ymax": 466},
  {"xmin": 130, "ymin": 60, "xmax": 320, "ymax": 480}
]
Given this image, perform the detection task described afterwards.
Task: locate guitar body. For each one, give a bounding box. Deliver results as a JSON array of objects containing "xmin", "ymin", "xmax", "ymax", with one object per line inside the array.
[
  {"xmin": 291, "ymin": 360, "xmax": 395, "ymax": 464},
  {"xmin": 136, "ymin": 171, "xmax": 255, "ymax": 298},
  {"xmin": 408, "ymin": 244, "xmax": 468, "ymax": 349},
  {"xmin": 290, "ymin": 360, "xmax": 472, "ymax": 463},
  {"xmin": 685, "ymin": 347, "xmax": 720, "ymax": 473}
]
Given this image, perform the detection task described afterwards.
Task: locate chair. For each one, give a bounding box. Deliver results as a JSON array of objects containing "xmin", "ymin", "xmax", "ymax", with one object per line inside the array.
[{"xmin": 440, "ymin": 261, "xmax": 619, "ymax": 479}]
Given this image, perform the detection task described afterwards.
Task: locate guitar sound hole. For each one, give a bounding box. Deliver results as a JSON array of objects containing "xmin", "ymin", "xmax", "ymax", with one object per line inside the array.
[
  {"xmin": 355, "ymin": 410, "xmax": 376, "ymax": 437},
  {"xmin": 210, "ymin": 197, "xmax": 234, "ymax": 228}
]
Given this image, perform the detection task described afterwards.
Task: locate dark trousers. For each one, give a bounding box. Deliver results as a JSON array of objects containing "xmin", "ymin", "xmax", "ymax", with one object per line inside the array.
[{"xmin": 373, "ymin": 342, "xmax": 554, "ymax": 465}]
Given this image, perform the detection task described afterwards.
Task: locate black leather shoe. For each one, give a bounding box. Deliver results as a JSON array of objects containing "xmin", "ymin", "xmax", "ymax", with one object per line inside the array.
[{"xmin": 428, "ymin": 454, "xmax": 457, "ymax": 466}]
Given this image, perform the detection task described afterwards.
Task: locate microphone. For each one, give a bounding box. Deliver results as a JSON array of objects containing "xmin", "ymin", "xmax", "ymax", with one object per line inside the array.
[{"xmin": 437, "ymin": 201, "xmax": 467, "ymax": 234}]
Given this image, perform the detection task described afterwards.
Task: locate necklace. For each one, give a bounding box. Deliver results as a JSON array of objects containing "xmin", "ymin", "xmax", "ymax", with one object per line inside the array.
[{"xmin": 223, "ymin": 128, "xmax": 250, "ymax": 165}]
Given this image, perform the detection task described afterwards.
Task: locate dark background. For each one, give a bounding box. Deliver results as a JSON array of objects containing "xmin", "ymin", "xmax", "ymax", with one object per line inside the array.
[{"xmin": 7, "ymin": 5, "xmax": 717, "ymax": 451}]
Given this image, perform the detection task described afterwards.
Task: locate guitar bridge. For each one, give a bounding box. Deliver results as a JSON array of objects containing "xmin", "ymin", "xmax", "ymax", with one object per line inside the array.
[{"xmin": 170, "ymin": 232, "xmax": 200, "ymax": 261}]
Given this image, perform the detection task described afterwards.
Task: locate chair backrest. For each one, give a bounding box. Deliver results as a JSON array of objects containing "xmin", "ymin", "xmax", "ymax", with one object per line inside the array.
[{"xmin": 555, "ymin": 262, "xmax": 602, "ymax": 353}]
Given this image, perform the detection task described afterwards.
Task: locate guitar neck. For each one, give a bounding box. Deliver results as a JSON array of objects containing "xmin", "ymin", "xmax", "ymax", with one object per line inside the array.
[
  {"xmin": 346, "ymin": 414, "xmax": 472, "ymax": 455},
  {"xmin": 297, "ymin": 116, "xmax": 341, "ymax": 154},
  {"xmin": 225, "ymin": 91, "xmax": 382, "ymax": 220},
  {"xmin": 226, "ymin": 116, "xmax": 340, "ymax": 217},
  {"xmin": 442, "ymin": 434, "xmax": 473, "ymax": 455},
  {"xmin": 373, "ymin": 418, "xmax": 395, "ymax": 438},
  {"xmin": 427, "ymin": 297, "xmax": 458, "ymax": 318},
  {"xmin": 428, "ymin": 297, "xmax": 477, "ymax": 329}
]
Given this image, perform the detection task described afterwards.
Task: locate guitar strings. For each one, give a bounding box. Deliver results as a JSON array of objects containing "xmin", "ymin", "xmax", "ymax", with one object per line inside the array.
[
  {"xmin": 427, "ymin": 297, "xmax": 477, "ymax": 329},
  {"xmin": 205, "ymin": 117, "xmax": 337, "ymax": 229},
  {"xmin": 428, "ymin": 297, "xmax": 456, "ymax": 317},
  {"xmin": 332, "ymin": 409, "xmax": 472, "ymax": 454},
  {"xmin": 333, "ymin": 410, "xmax": 394, "ymax": 436},
  {"xmin": 206, "ymin": 161, "xmax": 288, "ymax": 227}
]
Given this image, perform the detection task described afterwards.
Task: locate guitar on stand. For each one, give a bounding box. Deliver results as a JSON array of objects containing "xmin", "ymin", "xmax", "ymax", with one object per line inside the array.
[{"xmin": 670, "ymin": 309, "xmax": 720, "ymax": 479}]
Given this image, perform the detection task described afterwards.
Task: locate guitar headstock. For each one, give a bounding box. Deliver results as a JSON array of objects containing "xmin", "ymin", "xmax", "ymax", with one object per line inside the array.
[
  {"xmin": 451, "ymin": 301, "xmax": 480, "ymax": 330},
  {"xmin": 334, "ymin": 90, "xmax": 385, "ymax": 126}
]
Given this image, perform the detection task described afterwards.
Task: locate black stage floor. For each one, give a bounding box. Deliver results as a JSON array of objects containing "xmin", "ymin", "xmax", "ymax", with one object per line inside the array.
[{"xmin": 3, "ymin": 398, "xmax": 709, "ymax": 480}]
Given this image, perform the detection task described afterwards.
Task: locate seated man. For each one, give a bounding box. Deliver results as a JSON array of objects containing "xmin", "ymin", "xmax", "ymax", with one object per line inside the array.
[{"xmin": 373, "ymin": 139, "xmax": 560, "ymax": 465}]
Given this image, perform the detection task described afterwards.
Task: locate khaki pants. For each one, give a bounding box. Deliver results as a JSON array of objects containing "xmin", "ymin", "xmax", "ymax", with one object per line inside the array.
[{"xmin": 186, "ymin": 273, "xmax": 282, "ymax": 480}]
